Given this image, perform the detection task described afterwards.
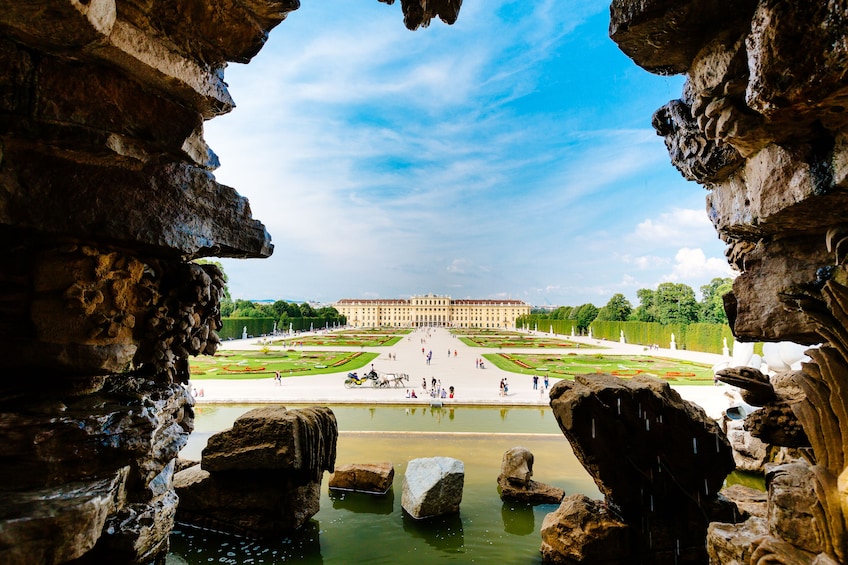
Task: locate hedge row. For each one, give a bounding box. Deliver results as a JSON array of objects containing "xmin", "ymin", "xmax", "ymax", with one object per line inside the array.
[
  {"xmin": 218, "ymin": 316, "xmax": 346, "ymax": 340},
  {"xmin": 588, "ymin": 320, "xmax": 735, "ymax": 355},
  {"xmin": 219, "ymin": 317, "xmax": 277, "ymax": 340},
  {"xmin": 516, "ymin": 317, "xmax": 580, "ymax": 336}
]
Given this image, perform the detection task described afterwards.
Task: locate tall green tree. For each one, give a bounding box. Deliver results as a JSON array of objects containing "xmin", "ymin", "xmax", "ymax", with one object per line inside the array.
[
  {"xmin": 299, "ymin": 302, "xmax": 316, "ymax": 318},
  {"xmin": 654, "ymin": 282, "xmax": 699, "ymax": 325},
  {"xmin": 574, "ymin": 303, "xmax": 599, "ymax": 331},
  {"xmin": 633, "ymin": 288, "xmax": 656, "ymax": 322},
  {"xmin": 596, "ymin": 293, "xmax": 633, "ymax": 321},
  {"xmin": 699, "ymin": 277, "xmax": 734, "ymax": 324}
]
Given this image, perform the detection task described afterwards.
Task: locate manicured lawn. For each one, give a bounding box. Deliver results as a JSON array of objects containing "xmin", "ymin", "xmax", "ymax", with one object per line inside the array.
[
  {"xmin": 189, "ymin": 350, "xmax": 378, "ymax": 379},
  {"xmin": 484, "ymin": 353, "xmax": 715, "ymax": 385},
  {"xmin": 271, "ymin": 334, "xmax": 403, "ymax": 347},
  {"xmin": 336, "ymin": 328, "xmax": 413, "ymax": 335},
  {"xmin": 450, "ymin": 329, "xmax": 595, "ymax": 349},
  {"xmin": 457, "ymin": 335, "xmax": 588, "ymax": 348}
]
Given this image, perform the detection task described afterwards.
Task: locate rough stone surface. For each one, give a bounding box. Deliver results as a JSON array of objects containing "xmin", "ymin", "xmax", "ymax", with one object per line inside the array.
[
  {"xmin": 707, "ymin": 516, "xmax": 768, "ymax": 565},
  {"xmin": 767, "ymin": 461, "xmax": 823, "ymax": 555},
  {"xmin": 540, "ymin": 494, "xmax": 630, "ymax": 565},
  {"xmin": 0, "ymin": 468, "xmax": 129, "ymax": 565},
  {"xmin": 329, "ymin": 462, "xmax": 394, "ymax": 494},
  {"xmin": 174, "ymin": 465, "xmax": 322, "ymax": 535},
  {"xmin": 497, "ymin": 447, "xmax": 564, "ymax": 505},
  {"xmin": 548, "ymin": 373, "xmax": 736, "ymax": 562},
  {"xmin": 401, "ymin": 457, "xmax": 464, "ymax": 519},
  {"xmin": 497, "ymin": 475, "xmax": 565, "ymax": 506},
  {"xmin": 0, "ymin": 1, "xmax": 458, "ymax": 562},
  {"xmin": 720, "ymin": 483, "xmax": 767, "ymax": 520},
  {"xmin": 176, "ymin": 406, "xmax": 337, "ymax": 536},
  {"xmin": 500, "ymin": 446, "xmax": 534, "ymax": 486},
  {"xmin": 726, "ymin": 419, "xmax": 770, "ymax": 472},
  {"xmin": 610, "ymin": 0, "xmax": 848, "ymax": 562},
  {"xmin": 202, "ymin": 406, "xmax": 338, "ymax": 477}
]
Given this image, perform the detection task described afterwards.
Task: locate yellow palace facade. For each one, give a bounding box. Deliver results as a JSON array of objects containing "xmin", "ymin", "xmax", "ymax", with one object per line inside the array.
[{"xmin": 334, "ymin": 294, "xmax": 531, "ymax": 328}]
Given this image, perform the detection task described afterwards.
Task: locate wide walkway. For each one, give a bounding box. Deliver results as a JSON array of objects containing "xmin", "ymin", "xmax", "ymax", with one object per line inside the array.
[{"xmin": 193, "ymin": 328, "xmax": 742, "ymax": 418}]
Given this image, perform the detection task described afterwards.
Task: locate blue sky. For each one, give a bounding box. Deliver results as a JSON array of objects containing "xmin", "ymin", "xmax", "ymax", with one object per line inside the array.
[{"xmin": 206, "ymin": 0, "xmax": 733, "ymax": 307}]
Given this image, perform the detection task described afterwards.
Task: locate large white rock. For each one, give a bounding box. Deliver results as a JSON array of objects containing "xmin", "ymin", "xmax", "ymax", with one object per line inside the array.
[{"xmin": 401, "ymin": 457, "xmax": 464, "ymax": 519}]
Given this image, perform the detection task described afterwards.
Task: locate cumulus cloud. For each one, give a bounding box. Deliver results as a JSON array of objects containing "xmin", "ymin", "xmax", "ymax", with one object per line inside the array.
[
  {"xmin": 446, "ymin": 259, "xmax": 471, "ymax": 274},
  {"xmin": 664, "ymin": 248, "xmax": 734, "ymax": 281},
  {"xmin": 634, "ymin": 208, "xmax": 714, "ymax": 245},
  {"xmin": 621, "ymin": 254, "xmax": 669, "ymax": 270}
]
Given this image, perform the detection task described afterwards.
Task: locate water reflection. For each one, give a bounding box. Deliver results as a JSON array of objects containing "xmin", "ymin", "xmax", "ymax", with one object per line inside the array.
[
  {"xmin": 401, "ymin": 512, "xmax": 465, "ymax": 554},
  {"xmin": 172, "ymin": 405, "xmax": 599, "ymax": 564},
  {"xmin": 329, "ymin": 489, "xmax": 394, "ymax": 515},
  {"xmin": 501, "ymin": 500, "xmax": 535, "ymax": 536},
  {"xmin": 169, "ymin": 519, "xmax": 324, "ymax": 564}
]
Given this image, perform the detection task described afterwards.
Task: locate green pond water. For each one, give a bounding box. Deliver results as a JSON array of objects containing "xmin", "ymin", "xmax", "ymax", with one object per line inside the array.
[{"xmin": 167, "ymin": 404, "xmax": 600, "ymax": 564}]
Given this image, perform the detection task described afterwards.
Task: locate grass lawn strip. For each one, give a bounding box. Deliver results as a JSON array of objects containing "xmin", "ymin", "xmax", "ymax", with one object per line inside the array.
[
  {"xmin": 484, "ymin": 353, "xmax": 714, "ymax": 385},
  {"xmin": 190, "ymin": 350, "xmax": 379, "ymax": 380},
  {"xmin": 457, "ymin": 335, "xmax": 590, "ymax": 348},
  {"xmin": 271, "ymin": 335, "xmax": 403, "ymax": 347}
]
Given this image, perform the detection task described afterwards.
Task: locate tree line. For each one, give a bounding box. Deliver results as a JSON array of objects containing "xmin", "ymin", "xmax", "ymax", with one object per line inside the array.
[
  {"xmin": 536, "ymin": 278, "xmax": 733, "ymax": 330},
  {"xmin": 220, "ymin": 298, "xmax": 345, "ymax": 327}
]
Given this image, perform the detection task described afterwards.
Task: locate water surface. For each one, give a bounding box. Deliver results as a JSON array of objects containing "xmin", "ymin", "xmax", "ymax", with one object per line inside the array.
[{"xmin": 169, "ymin": 404, "xmax": 600, "ymax": 564}]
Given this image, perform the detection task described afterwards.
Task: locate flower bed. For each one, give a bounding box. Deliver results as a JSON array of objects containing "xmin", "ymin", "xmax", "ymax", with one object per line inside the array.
[{"xmin": 222, "ymin": 365, "xmax": 266, "ymax": 373}]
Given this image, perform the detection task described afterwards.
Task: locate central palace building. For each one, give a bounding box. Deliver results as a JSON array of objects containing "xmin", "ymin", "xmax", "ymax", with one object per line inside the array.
[{"xmin": 334, "ymin": 294, "xmax": 531, "ymax": 328}]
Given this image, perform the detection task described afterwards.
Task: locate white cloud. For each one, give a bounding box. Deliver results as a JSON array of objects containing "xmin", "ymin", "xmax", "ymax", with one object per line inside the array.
[
  {"xmin": 664, "ymin": 248, "xmax": 734, "ymax": 282},
  {"xmin": 446, "ymin": 259, "xmax": 471, "ymax": 274},
  {"xmin": 621, "ymin": 254, "xmax": 669, "ymax": 270},
  {"xmin": 634, "ymin": 208, "xmax": 713, "ymax": 244}
]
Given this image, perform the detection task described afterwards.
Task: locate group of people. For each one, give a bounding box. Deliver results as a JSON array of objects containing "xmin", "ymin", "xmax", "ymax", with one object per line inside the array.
[
  {"xmin": 475, "ymin": 358, "xmax": 486, "ymax": 369},
  {"xmin": 410, "ymin": 377, "xmax": 454, "ymax": 399},
  {"xmin": 531, "ymin": 374, "xmax": 550, "ymax": 390},
  {"xmin": 499, "ymin": 377, "xmax": 509, "ymax": 396}
]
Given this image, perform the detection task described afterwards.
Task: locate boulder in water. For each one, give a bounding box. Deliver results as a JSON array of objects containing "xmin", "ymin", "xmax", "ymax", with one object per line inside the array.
[{"xmin": 401, "ymin": 457, "xmax": 464, "ymax": 519}]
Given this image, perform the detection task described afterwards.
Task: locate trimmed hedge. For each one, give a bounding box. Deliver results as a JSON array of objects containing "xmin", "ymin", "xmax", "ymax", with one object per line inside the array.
[
  {"xmin": 589, "ymin": 320, "xmax": 735, "ymax": 355},
  {"xmin": 219, "ymin": 317, "xmax": 276, "ymax": 340},
  {"xmin": 516, "ymin": 316, "xmax": 580, "ymax": 336},
  {"xmin": 219, "ymin": 316, "xmax": 346, "ymax": 339}
]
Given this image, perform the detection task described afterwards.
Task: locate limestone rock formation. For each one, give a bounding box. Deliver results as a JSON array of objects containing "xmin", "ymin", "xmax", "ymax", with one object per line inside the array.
[
  {"xmin": 174, "ymin": 406, "xmax": 337, "ymax": 536},
  {"xmin": 497, "ymin": 447, "xmax": 564, "ymax": 505},
  {"xmin": 540, "ymin": 494, "xmax": 630, "ymax": 565},
  {"xmin": 720, "ymin": 483, "xmax": 767, "ymax": 521},
  {"xmin": 0, "ymin": 1, "xmax": 459, "ymax": 562},
  {"xmin": 609, "ymin": 1, "xmax": 848, "ymax": 562},
  {"xmin": 547, "ymin": 373, "xmax": 736, "ymax": 562},
  {"xmin": 707, "ymin": 517, "xmax": 769, "ymax": 565},
  {"xmin": 329, "ymin": 462, "xmax": 394, "ymax": 494},
  {"xmin": 725, "ymin": 419, "xmax": 770, "ymax": 472},
  {"xmin": 401, "ymin": 457, "xmax": 464, "ymax": 519}
]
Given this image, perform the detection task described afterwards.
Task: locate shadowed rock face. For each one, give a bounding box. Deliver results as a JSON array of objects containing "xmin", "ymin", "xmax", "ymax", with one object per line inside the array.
[
  {"xmin": 608, "ymin": 1, "xmax": 848, "ymax": 563},
  {"xmin": 0, "ymin": 1, "xmax": 460, "ymax": 562},
  {"xmin": 548, "ymin": 374, "xmax": 735, "ymax": 563},
  {"xmin": 174, "ymin": 406, "xmax": 338, "ymax": 536}
]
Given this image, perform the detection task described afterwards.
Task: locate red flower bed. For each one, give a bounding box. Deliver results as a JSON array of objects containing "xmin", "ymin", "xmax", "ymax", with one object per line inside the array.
[{"xmin": 222, "ymin": 365, "xmax": 266, "ymax": 373}]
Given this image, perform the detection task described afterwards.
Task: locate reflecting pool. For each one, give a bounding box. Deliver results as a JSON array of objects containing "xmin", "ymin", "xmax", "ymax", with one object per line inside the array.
[{"xmin": 167, "ymin": 404, "xmax": 601, "ymax": 564}]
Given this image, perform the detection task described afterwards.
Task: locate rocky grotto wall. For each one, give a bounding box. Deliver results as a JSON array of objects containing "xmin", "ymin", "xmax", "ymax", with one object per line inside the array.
[
  {"xmin": 0, "ymin": 1, "xmax": 460, "ymax": 563},
  {"xmin": 607, "ymin": 1, "xmax": 848, "ymax": 563}
]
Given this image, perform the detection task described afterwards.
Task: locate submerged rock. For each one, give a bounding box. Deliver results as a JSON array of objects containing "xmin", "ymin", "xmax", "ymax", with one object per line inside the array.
[{"xmin": 401, "ymin": 457, "xmax": 464, "ymax": 519}]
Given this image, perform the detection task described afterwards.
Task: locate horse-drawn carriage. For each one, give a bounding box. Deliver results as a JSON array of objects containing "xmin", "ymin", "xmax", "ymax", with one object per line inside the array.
[{"xmin": 344, "ymin": 369, "xmax": 409, "ymax": 388}]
